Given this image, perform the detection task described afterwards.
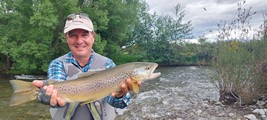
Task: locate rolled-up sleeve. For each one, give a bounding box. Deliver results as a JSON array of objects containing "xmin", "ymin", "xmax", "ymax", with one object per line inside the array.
[
  {"xmin": 47, "ymin": 60, "xmax": 66, "ymax": 81},
  {"xmin": 105, "ymin": 93, "xmax": 131, "ymax": 109}
]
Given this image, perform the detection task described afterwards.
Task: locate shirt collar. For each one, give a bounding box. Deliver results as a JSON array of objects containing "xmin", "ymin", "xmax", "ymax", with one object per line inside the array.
[{"xmin": 65, "ymin": 50, "xmax": 94, "ymax": 72}]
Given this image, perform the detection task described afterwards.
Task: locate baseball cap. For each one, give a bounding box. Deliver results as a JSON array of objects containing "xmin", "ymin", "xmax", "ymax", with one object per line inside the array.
[{"xmin": 64, "ymin": 13, "xmax": 94, "ymax": 33}]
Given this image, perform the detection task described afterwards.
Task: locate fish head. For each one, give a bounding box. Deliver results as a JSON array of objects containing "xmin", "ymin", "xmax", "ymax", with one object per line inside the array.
[{"xmin": 131, "ymin": 62, "xmax": 161, "ymax": 82}]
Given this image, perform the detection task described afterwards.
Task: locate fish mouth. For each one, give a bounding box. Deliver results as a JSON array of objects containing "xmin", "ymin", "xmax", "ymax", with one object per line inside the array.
[{"xmin": 149, "ymin": 63, "xmax": 161, "ymax": 79}]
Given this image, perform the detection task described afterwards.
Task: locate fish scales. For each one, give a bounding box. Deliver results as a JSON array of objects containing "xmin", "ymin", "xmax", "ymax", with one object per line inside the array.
[
  {"xmin": 54, "ymin": 65, "xmax": 132, "ymax": 102},
  {"xmin": 53, "ymin": 63, "xmax": 135, "ymax": 102},
  {"xmin": 9, "ymin": 62, "xmax": 161, "ymax": 106}
]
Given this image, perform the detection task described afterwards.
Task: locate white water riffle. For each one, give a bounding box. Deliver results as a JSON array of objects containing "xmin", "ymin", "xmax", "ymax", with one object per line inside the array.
[{"xmin": 116, "ymin": 66, "xmax": 222, "ymax": 119}]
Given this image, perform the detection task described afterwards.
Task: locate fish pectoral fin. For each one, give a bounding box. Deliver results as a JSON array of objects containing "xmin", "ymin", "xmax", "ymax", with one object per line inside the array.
[{"xmin": 131, "ymin": 77, "xmax": 140, "ymax": 93}]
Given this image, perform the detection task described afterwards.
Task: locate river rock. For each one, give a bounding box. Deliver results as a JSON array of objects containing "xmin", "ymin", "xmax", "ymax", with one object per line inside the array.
[
  {"xmin": 262, "ymin": 114, "xmax": 266, "ymax": 118},
  {"xmin": 195, "ymin": 109, "xmax": 202, "ymax": 115},
  {"xmin": 244, "ymin": 114, "xmax": 257, "ymax": 120},
  {"xmin": 228, "ymin": 113, "xmax": 235, "ymax": 117},
  {"xmin": 202, "ymin": 103, "xmax": 209, "ymax": 108},
  {"xmin": 256, "ymin": 100, "xmax": 266, "ymax": 106},
  {"xmin": 214, "ymin": 101, "xmax": 224, "ymax": 106},
  {"xmin": 253, "ymin": 109, "xmax": 265, "ymax": 115},
  {"xmin": 217, "ymin": 113, "xmax": 225, "ymax": 117}
]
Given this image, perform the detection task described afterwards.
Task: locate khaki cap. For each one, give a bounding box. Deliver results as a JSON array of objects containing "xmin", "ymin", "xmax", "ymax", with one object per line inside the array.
[{"xmin": 64, "ymin": 13, "xmax": 94, "ymax": 33}]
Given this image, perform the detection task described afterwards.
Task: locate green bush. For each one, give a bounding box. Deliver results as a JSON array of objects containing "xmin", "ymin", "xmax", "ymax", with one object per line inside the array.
[{"xmin": 212, "ymin": 41, "xmax": 266, "ymax": 104}]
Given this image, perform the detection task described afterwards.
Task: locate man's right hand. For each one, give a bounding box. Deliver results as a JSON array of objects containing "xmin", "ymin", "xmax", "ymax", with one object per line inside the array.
[{"xmin": 32, "ymin": 80, "xmax": 65, "ymax": 107}]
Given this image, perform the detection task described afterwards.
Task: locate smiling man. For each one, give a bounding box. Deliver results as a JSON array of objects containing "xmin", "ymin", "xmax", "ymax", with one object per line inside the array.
[{"xmin": 32, "ymin": 13, "xmax": 140, "ymax": 120}]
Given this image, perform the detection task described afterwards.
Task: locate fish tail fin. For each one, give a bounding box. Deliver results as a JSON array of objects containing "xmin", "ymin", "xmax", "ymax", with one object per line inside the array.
[{"xmin": 9, "ymin": 80, "xmax": 37, "ymax": 106}]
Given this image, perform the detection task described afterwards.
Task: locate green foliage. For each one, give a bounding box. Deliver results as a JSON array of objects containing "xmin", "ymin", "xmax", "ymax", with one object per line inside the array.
[
  {"xmin": 0, "ymin": 0, "xmax": 59, "ymax": 74},
  {"xmin": 92, "ymin": 34, "xmax": 106, "ymax": 55},
  {"xmin": 104, "ymin": 43, "xmax": 137, "ymax": 65},
  {"xmin": 127, "ymin": 3, "xmax": 193, "ymax": 65},
  {"xmin": 82, "ymin": 0, "xmax": 109, "ymax": 31},
  {"xmin": 102, "ymin": 0, "xmax": 141, "ymax": 62},
  {"xmin": 212, "ymin": 40, "xmax": 266, "ymax": 104},
  {"xmin": 0, "ymin": 0, "xmax": 144, "ymax": 74},
  {"xmin": 0, "ymin": 0, "xmax": 196, "ymax": 74},
  {"xmin": 196, "ymin": 37, "xmax": 214, "ymax": 65}
]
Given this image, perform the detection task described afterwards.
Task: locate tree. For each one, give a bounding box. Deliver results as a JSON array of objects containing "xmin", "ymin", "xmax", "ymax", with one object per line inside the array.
[
  {"xmin": 0, "ymin": 0, "xmax": 143, "ymax": 73},
  {"xmin": 101, "ymin": 0, "xmax": 142, "ymax": 63},
  {"xmin": 128, "ymin": 3, "xmax": 193, "ymax": 65}
]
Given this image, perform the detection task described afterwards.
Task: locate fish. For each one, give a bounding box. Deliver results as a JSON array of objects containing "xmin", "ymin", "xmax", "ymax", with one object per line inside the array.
[{"xmin": 9, "ymin": 62, "xmax": 161, "ymax": 106}]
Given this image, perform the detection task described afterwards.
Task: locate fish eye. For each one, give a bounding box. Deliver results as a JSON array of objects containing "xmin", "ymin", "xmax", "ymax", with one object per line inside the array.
[{"xmin": 146, "ymin": 67, "xmax": 150, "ymax": 70}]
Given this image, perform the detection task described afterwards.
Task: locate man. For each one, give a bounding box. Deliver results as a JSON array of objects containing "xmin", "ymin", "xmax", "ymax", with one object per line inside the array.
[{"xmin": 32, "ymin": 13, "xmax": 140, "ymax": 120}]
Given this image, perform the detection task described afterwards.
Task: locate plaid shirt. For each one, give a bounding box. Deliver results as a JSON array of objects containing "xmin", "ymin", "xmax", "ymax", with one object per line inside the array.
[{"xmin": 47, "ymin": 52, "xmax": 131, "ymax": 109}]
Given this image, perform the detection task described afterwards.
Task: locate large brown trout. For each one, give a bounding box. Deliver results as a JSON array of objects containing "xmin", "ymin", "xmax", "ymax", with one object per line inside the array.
[{"xmin": 9, "ymin": 62, "xmax": 161, "ymax": 106}]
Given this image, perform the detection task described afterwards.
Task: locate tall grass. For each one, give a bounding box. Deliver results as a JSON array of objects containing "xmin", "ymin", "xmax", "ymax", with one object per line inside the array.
[
  {"xmin": 212, "ymin": 40, "xmax": 267, "ymax": 104},
  {"xmin": 211, "ymin": 1, "xmax": 267, "ymax": 105}
]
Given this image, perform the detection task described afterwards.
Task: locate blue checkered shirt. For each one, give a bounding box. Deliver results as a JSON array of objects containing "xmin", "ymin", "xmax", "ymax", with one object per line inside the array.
[{"xmin": 47, "ymin": 52, "xmax": 131, "ymax": 109}]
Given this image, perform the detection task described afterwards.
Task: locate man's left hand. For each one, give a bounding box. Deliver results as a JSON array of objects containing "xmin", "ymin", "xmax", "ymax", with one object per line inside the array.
[{"xmin": 111, "ymin": 78, "xmax": 141, "ymax": 98}]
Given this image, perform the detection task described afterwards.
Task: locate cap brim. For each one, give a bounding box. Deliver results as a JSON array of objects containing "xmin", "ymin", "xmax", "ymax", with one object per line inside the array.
[{"xmin": 64, "ymin": 24, "xmax": 93, "ymax": 33}]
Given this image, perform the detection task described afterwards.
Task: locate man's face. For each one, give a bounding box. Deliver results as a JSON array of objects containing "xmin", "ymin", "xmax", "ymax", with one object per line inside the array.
[{"xmin": 66, "ymin": 29, "xmax": 94, "ymax": 59}]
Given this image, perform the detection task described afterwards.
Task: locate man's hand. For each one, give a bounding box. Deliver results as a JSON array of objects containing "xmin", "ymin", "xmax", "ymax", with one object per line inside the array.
[
  {"xmin": 111, "ymin": 78, "xmax": 141, "ymax": 98},
  {"xmin": 32, "ymin": 80, "xmax": 65, "ymax": 107}
]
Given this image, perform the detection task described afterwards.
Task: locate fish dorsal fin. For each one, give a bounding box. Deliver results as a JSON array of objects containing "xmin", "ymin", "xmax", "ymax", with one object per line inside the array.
[
  {"xmin": 46, "ymin": 80, "xmax": 59, "ymax": 84},
  {"xmin": 77, "ymin": 69, "xmax": 106, "ymax": 78},
  {"xmin": 78, "ymin": 71, "xmax": 97, "ymax": 78},
  {"xmin": 131, "ymin": 77, "xmax": 140, "ymax": 93}
]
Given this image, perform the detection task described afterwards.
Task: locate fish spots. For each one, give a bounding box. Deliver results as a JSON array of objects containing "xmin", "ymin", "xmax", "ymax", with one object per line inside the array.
[
  {"xmin": 55, "ymin": 82, "xmax": 85, "ymax": 95},
  {"xmin": 49, "ymin": 62, "xmax": 159, "ymax": 103}
]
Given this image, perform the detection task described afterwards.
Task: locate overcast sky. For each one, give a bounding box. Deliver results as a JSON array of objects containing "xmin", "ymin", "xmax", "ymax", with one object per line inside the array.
[{"xmin": 145, "ymin": 0, "xmax": 267, "ymax": 42}]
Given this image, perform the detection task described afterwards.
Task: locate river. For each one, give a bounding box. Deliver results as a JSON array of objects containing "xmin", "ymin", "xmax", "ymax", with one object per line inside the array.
[{"xmin": 0, "ymin": 66, "xmax": 251, "ymax": 120}]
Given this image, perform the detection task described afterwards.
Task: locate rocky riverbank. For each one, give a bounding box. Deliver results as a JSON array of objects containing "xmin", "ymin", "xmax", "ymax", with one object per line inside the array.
[
  {"xmin": 116, "ymin": 98, "xmax": 267, "ymax": 120},
  {"xmin": 115, "ymin": 66, "xmax": 267, "ymax": 120}
]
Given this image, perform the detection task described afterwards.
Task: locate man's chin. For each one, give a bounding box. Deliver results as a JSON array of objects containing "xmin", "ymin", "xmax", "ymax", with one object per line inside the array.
[{"xmin": 76, "ymin": 51, "xmax": 91, "ymax": 56}]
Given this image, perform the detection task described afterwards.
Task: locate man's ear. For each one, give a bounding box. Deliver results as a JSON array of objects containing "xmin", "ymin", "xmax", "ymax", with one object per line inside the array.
[
  {"xmin": 91, "ymin": 32, "xmax": 96, "ymax": 43},
  {"xmin": 91, "ymin": 32, "xmax": 96, "ymax": 37}
]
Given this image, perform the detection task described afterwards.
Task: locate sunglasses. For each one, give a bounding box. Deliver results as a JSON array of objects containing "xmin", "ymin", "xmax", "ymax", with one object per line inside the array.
[{"xmin": 66, "ymin": 13, "xmax": 90, "ymax": 21}]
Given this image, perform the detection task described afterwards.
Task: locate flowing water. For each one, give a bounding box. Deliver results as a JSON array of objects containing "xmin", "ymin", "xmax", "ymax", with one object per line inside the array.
[
  {"xmin": 0, "ymin": 74, "xmax": 50, "ymax": 120},
  {"xmin": 0, "ymin": 66, "xmax": 248, "ymax": 120},
  {"xmin": 116, "ymin": 66, "xmax": 222, "ymax": 119}
]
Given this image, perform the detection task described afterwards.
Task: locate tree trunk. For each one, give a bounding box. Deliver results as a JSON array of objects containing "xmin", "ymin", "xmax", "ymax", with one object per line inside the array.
[{"xmin": 5, "ymin": 55, "xmax": 11, "ymax": 71}]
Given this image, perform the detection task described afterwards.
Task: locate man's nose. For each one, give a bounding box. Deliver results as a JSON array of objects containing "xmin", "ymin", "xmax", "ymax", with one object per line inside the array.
[{"xmin": 76, "ymin": 35, "xmax": 83, "ymax": 43}]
